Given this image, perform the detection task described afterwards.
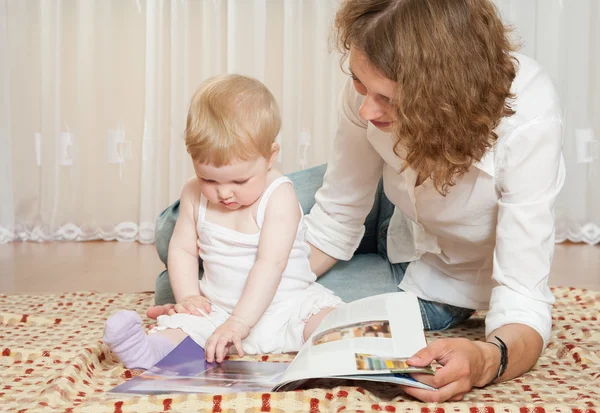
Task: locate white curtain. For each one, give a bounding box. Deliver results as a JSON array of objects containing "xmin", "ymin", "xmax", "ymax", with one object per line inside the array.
[
  {"xmin": 1, "ymin": 1, "xmax": 599, "ymax": 245},
  {"xmin": 0, "ymin": 0, "xmax": 347, "ymax": 243},
  {"xmin": 493, "ymin": 0, "xmax": 600, "ymax": 244}
]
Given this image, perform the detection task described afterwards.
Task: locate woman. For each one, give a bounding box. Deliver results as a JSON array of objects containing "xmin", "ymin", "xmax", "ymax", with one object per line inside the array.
[{"xmin": 150, "ymin": 0, "xmax": 564, "ymax": 402}]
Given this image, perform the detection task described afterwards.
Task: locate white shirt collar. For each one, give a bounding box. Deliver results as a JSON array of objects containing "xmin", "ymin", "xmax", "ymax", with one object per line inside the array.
[{"xmin": 473, "ymin": 148, "xmax": 496, "ymax": 177}]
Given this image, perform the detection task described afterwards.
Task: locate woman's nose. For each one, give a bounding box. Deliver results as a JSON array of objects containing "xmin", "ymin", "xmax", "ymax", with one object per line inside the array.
[{"xmin": 358, "ymin": 94, "xmax": 384, "ymax": 121}]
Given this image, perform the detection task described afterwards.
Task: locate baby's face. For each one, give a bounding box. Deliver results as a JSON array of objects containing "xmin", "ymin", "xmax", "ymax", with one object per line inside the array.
[{"xmin": 193, "ymin": 157, "xmax": 270, "ymax": 210}]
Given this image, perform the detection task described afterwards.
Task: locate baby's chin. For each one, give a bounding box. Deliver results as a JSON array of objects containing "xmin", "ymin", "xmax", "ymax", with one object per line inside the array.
[{"xmin": 221, "ymin": 202, "xmax": 242, "ymax": 210}]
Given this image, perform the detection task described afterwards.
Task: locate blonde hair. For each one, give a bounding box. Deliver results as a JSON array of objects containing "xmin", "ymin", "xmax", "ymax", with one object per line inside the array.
[
  {"xmin": 185, "ymin": 74, "xmax": 281, "ymax": 166},
  {"xmin": 333, "ymin": 0, "xmax": 517, "ymax": 195}
]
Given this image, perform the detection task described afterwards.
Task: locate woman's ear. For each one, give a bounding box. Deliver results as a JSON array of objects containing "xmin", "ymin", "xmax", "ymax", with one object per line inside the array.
[{"xmin": 268, "ymin": 142, "xmax": 280, "ymax": 168}]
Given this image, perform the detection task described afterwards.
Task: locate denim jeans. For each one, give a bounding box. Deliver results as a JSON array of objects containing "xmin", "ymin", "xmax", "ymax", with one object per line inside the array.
[{"xmin": 154, "ymin": 164, "xmax": 475, "ymax": 331}]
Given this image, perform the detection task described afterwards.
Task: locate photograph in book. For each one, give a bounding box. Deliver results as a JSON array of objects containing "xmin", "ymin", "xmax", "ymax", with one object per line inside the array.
[
  {"xmin": 355, "ymin": 353, "xmax": 434, "ymax": 374},
  {"xmin": 107, "ymin": 292, "xmax": 437, "ymax": 395},
  {"xmin": 312, "ymin": 320, "xmax": 392, "ymax": 345}
]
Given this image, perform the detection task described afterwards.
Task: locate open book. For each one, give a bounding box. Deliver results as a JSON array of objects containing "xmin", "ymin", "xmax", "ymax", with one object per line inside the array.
[{"xmin": 108, "ymin": 292, "xmax": 436, "ymax": 395}]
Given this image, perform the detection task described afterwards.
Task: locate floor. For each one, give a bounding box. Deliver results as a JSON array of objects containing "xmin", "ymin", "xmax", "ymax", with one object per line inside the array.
[
  {"xmin": 0, "ymin": 241, "xmax": 162, "ymax": 294},
  {"xmin": 0, "ymin": 241, "xmax": 599, "ymax": 294}
]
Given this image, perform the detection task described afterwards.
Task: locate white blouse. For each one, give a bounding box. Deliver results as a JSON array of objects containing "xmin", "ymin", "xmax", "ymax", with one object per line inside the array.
[{"xmin": 305, "ymin": 53, "xmax": 565, "ymax": 346}]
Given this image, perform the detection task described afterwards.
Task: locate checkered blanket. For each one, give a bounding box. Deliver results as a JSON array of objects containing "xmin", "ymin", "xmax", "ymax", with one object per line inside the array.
[{"xmin": 1, "ymin": 287, "xmax": 598, "ymax": 412}]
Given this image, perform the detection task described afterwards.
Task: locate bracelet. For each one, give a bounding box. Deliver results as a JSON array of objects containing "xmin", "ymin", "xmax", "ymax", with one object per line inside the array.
[{"xmin": 485, "ymin": 336, "xmax": 508, "ymax": 387}]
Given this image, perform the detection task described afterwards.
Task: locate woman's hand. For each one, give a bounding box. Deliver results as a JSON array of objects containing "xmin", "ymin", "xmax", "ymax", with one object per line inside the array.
[
  {"xmin": 402, "ymin": 338, "xmax": 499, "ymax": 402},
  {"xmin": 204, "ymin": 315, "xmax": 251, "ymax": 363}
]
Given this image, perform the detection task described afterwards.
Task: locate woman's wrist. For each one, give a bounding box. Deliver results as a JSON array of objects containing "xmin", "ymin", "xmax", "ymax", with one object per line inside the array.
[
  {"xmin": 473, "ymin": 340, "xmax": 502, "ymax": 388},
  {"xmin": 485, "ymin": 336, "xmax": 509, "ymax": 385}
]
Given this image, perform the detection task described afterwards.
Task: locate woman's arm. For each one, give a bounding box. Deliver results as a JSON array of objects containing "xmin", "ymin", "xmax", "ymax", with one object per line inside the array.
[
  {"xmin": 304, "ymin": 78, "xmax": 384, "ymax": 263},
  {"xmin": 401, "ymin": 323, "xmax": 543, "ymax": 402},
  {"xmin": 309, "ymin": 243, "xmax": 338, "ymax": 277},
  {"xmin": 481, "ymin": 323, "xmax": 543, "ymax": 385},
  {"xmin": 404, "ymin": 114, "xmax": 564, "ymax": 402}
]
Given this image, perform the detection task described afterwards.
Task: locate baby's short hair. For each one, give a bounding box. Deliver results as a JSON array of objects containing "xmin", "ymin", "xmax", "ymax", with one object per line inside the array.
[{"xmin": 185, "ymin": 74, "xmax": 281, "ymax": 166}]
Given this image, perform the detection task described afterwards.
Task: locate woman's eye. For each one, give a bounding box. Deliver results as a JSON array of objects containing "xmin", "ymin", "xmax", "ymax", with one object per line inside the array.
[
  {"xmin": 352, "ymin": 79, "xmax": 367, "ymax": 95},
  {"xmin": 379, "ymin": 95, "xmax": 391, "ymax": 103}
]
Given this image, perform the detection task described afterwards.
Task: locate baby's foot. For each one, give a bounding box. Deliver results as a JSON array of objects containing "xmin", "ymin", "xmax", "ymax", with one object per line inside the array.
[{"xmin": 103, "ymin": 310, "xmax": 175, "ymax": 369}]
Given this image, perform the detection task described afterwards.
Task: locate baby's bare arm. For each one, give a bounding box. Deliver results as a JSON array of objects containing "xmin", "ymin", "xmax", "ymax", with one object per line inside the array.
[
  {"xmin": 232, "ymin": 183, "xmax": 301, "ymax": 328},
  {"xmin": 168, "ymin": 179, "xmax": 205, "ymax": 307}
]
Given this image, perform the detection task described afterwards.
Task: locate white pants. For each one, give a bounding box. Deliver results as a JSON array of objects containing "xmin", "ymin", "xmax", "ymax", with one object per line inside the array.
[{"xmin": 152, "ymin": 283, "xmax": 342, "ymax": 354}]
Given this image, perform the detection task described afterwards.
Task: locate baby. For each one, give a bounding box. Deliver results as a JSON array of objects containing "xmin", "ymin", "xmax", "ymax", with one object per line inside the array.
[{"xmin": 103, "ymin": 74, "xmax": 342, "ymax": 368}]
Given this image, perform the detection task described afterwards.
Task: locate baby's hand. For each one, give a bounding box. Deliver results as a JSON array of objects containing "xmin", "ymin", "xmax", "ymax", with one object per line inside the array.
[
  {"xmin": 171, "ymin": 295, "xmax": 212, "ymax": 317},
  {"xmin": 205, "ymin": 315, "xmax": 250, "ymax": 363}
]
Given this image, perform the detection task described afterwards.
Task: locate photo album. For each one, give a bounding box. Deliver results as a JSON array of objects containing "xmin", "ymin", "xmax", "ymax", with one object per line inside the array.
[{"xmin": 108, "ymin": 292, "xmax": 436, "ymax": 395}]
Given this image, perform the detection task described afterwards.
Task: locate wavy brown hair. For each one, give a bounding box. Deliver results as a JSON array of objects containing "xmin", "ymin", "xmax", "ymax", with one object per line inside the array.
[{"xmin": 333, "ymin": 0, "xmax": 517, "ymax": 195}]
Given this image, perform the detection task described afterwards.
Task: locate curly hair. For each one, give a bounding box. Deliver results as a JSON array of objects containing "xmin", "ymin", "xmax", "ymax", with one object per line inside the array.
[{"xmin": 333, "ymin": 0, "xmax": 518, "ymax": 195}]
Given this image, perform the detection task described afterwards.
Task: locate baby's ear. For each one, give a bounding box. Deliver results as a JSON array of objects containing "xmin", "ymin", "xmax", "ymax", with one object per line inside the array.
[{"xmin": 268, "ymin": 142, "xmax": 280, "ymax": 167}]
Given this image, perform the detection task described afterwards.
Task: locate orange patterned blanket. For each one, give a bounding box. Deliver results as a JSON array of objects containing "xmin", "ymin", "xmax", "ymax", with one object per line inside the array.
[{"xmin": 1, "ymin": 287, "xmax": 599, "ymax": 413}]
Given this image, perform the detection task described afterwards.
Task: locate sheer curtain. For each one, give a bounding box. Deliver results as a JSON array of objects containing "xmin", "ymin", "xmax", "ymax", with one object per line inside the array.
[
  {"xmin": 1, "ymin": 1, "xmax": 598, "ymax": 245},
  {"xmin": 0, "ymin": 0, "xmax": 12, "ymax": 244},
  {"xmin": 0, "ymin": 0, "xmax": 347, "ymax": 244},
  {"xmin": 493, "ymin": 0, "xmax": 600, "ymax": 244}
]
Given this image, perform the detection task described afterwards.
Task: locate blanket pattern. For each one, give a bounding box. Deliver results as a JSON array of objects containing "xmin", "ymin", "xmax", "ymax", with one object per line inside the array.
[{"xmin": 1, "ymin": 287, "xmax": 598, "ymax": 412}]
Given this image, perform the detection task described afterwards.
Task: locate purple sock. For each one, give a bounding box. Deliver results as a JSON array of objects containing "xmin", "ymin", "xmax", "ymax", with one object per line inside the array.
[{"xmin": 103, "ymin": 310, "xmax": 176, "ymax": 369}]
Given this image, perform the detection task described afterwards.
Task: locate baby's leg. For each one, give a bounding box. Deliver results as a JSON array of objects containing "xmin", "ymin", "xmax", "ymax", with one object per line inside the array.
[
  {"xmin": 303, "ymin": 307, "xmax": 336, "ymax": 342},
  {"xmin": 103, "ymin": 310, "xmax": 187, "ymax": 369}
]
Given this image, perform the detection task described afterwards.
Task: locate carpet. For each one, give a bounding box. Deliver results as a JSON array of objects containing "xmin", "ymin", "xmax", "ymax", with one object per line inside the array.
[{"xmin": 1, "ymin": 287, "xmax": 598, "ymax": 412}]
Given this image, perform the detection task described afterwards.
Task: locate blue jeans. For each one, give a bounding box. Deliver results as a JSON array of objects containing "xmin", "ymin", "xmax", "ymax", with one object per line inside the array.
[{"xmin": 154, "ymin": 165, "xmax": 475, "ymax": 331}]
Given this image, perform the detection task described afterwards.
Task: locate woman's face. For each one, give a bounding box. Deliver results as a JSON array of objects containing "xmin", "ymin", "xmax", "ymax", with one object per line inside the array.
[{"xmin": 349, "ymin": 46, "xmax": 397, "ymax": 132}]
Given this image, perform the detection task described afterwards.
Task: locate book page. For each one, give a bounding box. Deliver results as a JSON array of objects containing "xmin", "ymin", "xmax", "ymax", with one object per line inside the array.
[
  {"xmin": 108, "ymin": 337, "xmax": 290, "ymax": 395},
  {"xmin": 276, "ymin": 292, "xmax": 430, "ymax": 387}
]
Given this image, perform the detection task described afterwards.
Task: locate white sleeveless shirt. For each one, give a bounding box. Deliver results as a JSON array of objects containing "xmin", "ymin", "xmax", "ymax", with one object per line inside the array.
[{"xmin": 197, "ymin": 176, "xmax": 317, "ymax": 312}]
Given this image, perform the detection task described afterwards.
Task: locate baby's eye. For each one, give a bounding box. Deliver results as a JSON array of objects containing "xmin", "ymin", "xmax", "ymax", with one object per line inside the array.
[
  {"xmin": 234, "ymin": 179, "xmax": 249, "ymax": 185},
  {"xmin": 201, "ymin": 178, "xmax": 216, "ymax": 183}
]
